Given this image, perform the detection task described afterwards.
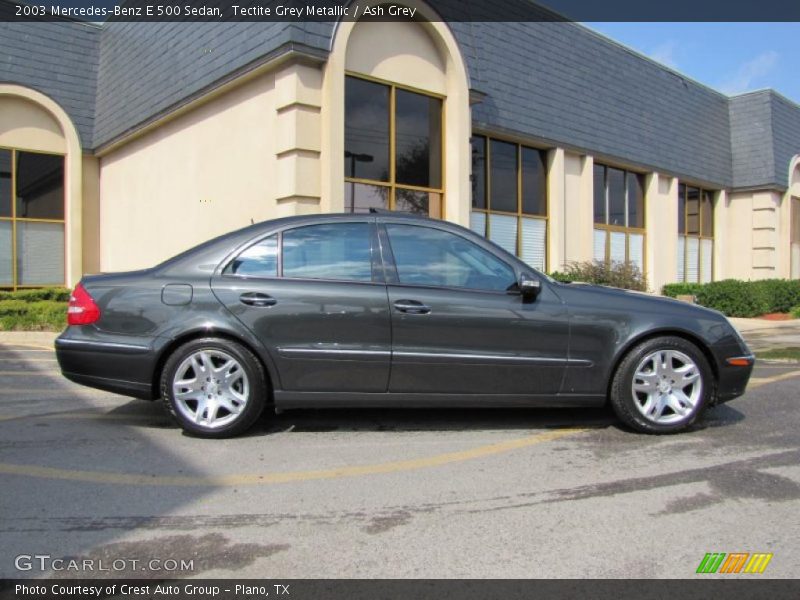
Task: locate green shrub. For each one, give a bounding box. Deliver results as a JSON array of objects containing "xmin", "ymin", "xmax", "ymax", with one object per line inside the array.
[
  {"xmin": 751, "ymin": 279, "xmax": 800, "ymax": 313},
  {"xmin": 0, "ymin": 287, "xmax": 71, "ymax": 302},
  {"xmin": 792, "ymin": 306, "xmax": 800, "ymax": 319},
  {"xmin": 662, "ymin": 279, "xmax": 800, "ymax": 317},
  {"xmin": 662, "ymin": 282, "xmax": 705, "ymax": 299},
  {"xmin": 0, "ymin": 299, "xmax": 67, "ymax": 331},
  {"xmin": 550, "ymin": 260, "xmax": 648, "ymax": 291},
  {"xmin": 548, "ymin": 271, "xmax": 573, "ymax": 283},
  {"xmin": 693, "ymin": 279, "xmax": 769, "ymax": 318}
]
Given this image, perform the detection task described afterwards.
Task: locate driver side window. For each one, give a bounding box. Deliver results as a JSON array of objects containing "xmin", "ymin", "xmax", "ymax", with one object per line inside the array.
[{"xmin": 385, "ymin": 224, "xmax": 516, "ymax": 291}]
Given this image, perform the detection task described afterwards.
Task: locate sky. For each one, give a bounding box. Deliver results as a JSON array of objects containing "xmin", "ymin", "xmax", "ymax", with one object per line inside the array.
[{"xmin": 584, "ymin": 23, "xmax": 800, "ymax": 104}]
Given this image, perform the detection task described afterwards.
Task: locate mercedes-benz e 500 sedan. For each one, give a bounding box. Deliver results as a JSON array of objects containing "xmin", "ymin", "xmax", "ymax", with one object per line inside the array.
[{"xmin": 56, "ymin": 213, "xmax": 754, "ymax": 438}]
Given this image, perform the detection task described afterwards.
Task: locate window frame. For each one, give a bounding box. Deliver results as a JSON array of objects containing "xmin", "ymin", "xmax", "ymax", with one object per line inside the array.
[
  {"xmin": 0, "ymin": 146, "xmax": 67, "ymax": 290},
  {"xmin": 344, "ymin": 72, "xmax": 445, "ymax": 219},
  {"xmin": 592, "ymin": 163, "xmax": 647, "ymax": 271},
  {"xmin": 677, "ymin": 183, "xmax": 715, "ymax": 283},
  {"xmin": 469, "ymin": 133, "xmax": 549, "ymax": 271},
  {"xmin": 379, "ymin": 221, "xmax": 520, "ymax": 295},
  {"xmin": 221, "ymin": 220, "xmax": 384, "ymax": 286}
]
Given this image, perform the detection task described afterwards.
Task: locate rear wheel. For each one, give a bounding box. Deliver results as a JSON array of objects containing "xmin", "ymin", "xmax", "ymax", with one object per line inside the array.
[
  {"xmin": 610, "ymin": 336, "xmax": 713, "ymax": 433},
  {"xmin": 160, "ymin": 338, "xmax": 267, "ymax": 438}
]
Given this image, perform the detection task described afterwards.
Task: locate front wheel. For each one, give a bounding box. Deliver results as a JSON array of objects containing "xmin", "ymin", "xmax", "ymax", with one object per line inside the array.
[
  {"xmin": 160, "ymin": 338, "xmax": 267, "ymax": 438},
  {"xmin": 610, "ymin": 336, "xmax": 713, "ymax": 434}
]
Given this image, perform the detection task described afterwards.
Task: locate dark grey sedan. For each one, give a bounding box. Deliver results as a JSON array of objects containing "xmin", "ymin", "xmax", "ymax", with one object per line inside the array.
[{"xmin": 55, "ymin": 213, "xmax": 754, "ymax": 438}]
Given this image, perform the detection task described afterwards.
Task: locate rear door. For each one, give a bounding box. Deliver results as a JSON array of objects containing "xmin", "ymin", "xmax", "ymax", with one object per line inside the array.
[
  {"xmin": 211, "ymin": 219, "xmax": 391, "ymax": 392},
  {"xmin": 380, "ymin": 221, "xmax": 569, "ymax": 396}
]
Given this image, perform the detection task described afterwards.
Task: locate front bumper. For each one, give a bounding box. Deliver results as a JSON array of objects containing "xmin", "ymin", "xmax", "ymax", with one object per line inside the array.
[{"xmin": 714, "ymin": 354, "xmax": 755, "ymax": 404}]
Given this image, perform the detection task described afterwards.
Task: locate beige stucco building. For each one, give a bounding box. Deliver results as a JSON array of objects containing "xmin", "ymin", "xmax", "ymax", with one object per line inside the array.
[{"xmin": 1, "ymin": 5, "xmax": 799, "ymax": 293}]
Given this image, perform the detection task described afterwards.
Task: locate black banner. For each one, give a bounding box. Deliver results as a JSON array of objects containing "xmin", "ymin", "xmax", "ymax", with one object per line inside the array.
[
  {"xmin": 3, "ymin": 0, "xmax": 800, "ymax": 23},
  {"xmin": 2, "ymin": 580, "xmax": 800, "ymax": 600}
]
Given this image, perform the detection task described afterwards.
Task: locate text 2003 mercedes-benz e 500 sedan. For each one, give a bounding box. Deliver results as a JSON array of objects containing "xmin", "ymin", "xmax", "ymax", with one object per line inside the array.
[{"xmin": 56, "ymin": 213, "xmax": 754, "ymax": 438}]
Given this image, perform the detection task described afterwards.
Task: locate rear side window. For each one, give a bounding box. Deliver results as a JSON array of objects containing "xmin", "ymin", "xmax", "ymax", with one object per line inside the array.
[
  {"xmin": 385, "ymin": 224, "xmax": 516, "ymax": 291},
  {"xmin": 283, "ymin": 222, "xmax": 373, "ymax": 282},
  {"xmin": 226, "ymin": 235, "xmax": 278, "ymax": 277}
]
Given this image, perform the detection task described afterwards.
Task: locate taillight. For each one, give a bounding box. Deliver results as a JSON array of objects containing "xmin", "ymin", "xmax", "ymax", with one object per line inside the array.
[{"xmin": 67, "ymin": 283, "xmax": 101, "ymax": 326}]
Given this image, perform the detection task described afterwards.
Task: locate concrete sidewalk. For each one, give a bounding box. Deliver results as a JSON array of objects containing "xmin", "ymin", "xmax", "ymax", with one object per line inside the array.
[{"xmin": 729, "ymin": 318, "xmax": 800, "ymax": 352}]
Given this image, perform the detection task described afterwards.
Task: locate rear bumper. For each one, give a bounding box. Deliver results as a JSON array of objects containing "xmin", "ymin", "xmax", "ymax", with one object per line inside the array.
[{"xmin": 55, "ymin": 333, "xmax": 158, "ymax": 400}]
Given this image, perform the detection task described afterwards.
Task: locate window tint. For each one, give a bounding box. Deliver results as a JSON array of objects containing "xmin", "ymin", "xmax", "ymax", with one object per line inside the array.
[
  {"xmin": 593, "ymin": 164, "xmax": 605, "ymax": 224},
  {"xmin": 471, "ymin": 136, "xmax": 486, "ymax": 209},
  {"xmin": 386, "ymin": 224, "xmax": 516, "ymax": 292},
  {"xmin": 395, "ymin": 89, "xmax": 442, "ymax": 188},
  {"xmin": 489, "ymin": 140, "xmax": 517, "ymax": 213},
  {"xmin": 701, "ymin": 190, "xmax": 714, "ymax": 237},
  {"xmin": 283, "ymin": 223, "xmax": 373, "ymax": 282},
  {"xmin": 15, "ymin": 152, "xmax": 64, "ymax": 220},
  {"xmin": 678, "ymin": 184, "xmax": 686, "ymax": 234},
  {"xmin": 627, "ymin": 172, "xmax": 645, "ymax": 229},
  {"xmin": 607, "ymin": 167, "xmax": 626, "ymax": 226},
  {"xmin": 345, "ymin": 77, "xmax": 389, "ymax": 182},
  {"xmin": 0, "ymin": 149, "xmax": 11, "ymax": 217},
  {"xmin": 226, "ymin": 235, "xmax": 278, "ymax": 277},
  {"xmin": 521, "ymin": 147, "xmax": 546, "ymax": 216}
]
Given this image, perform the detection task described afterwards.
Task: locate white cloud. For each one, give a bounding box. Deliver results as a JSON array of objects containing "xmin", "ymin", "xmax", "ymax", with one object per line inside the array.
[
  {"xmin": 719, "ymin": 50, "xmax": 779, "ymax": 94},
  {"xmin": 648, "ymin": 41, "xmax": 680, "ymax": 70}
]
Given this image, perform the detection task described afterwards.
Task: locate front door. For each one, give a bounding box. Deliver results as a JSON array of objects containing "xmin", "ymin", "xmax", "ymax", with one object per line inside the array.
[
  {"xmin": 380, "ymin": 221, "xmax": 569, "ymax": 396},
  {"xmin": 211, "ymin": 220, "xmax": 391, "ymax": 392}
]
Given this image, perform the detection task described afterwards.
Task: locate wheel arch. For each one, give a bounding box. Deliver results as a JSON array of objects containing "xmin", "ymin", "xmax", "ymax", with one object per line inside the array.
[
  {"xmin": 152, "ymin": 328, "xmax": 277, "ymax": 401},
  {"xmin": 606, "ymin": 328, "xmax": 719, "ymax": 405}
]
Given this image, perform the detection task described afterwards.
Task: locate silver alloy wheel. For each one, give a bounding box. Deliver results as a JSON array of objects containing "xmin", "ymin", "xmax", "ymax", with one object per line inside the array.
[
  {"xmin": 631, "ymin": 349, "xmax": 702, "ymax": 425},
  {"xmin": 172, "ymin": 349, "xmax": 250, "ymax": 430}
]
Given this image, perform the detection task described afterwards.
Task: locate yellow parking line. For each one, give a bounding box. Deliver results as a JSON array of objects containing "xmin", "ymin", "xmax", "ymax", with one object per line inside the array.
[
  {"xmin": 0, "ymin": 370, "xmax": 61, "ymax": 375},
  {"xmin": 749, "ymin": 370, "xmax": 800, "ymax": 388},
  {"xmin": 0, "ymin": 358, "xmax": 58, "ymax": 362},
  {"xmin": 0, "ymin": 428, "xmax": 584, "ymax": 486},
  {"xmin": 0, "ymin": 343, "xmax": 54, "ymax": 351}
]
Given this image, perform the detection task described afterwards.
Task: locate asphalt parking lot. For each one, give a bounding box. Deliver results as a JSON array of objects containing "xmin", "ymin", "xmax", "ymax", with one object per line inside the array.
[{"xmin": 1, "ymin": 336, "xmax": 799, "ymax": 579}]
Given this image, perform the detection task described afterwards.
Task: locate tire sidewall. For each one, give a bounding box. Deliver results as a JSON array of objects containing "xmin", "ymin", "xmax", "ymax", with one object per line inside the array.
[
  {"xmin": 611, "ymin": 336, "xmax": 713, "ymax": 434},
  {"xmin": 160, "ymin": 338, "xmax": 267, "ymax": 438}
]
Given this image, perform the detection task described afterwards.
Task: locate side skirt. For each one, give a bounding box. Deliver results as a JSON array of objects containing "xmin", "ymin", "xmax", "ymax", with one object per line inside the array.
[{"xmin": 273, "ymin": 391, "xmax": 605, "ymax": 409}]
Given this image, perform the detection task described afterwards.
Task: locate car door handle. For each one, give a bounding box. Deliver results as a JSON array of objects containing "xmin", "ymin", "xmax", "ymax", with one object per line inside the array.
[
  {"xmin": 393, "ymin": 300, "xmax": 431, "ymax": 315},
  {"xmin": 239, "ymin": 292, "xmax": 277, "ymax": 307}
]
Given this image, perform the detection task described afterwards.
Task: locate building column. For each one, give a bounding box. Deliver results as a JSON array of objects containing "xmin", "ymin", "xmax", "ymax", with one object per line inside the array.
[
  {"xmin": 274, "ymin": 62, "xmax": 323, "ymax": 217},
  {"xmin": 645, "ymin": 173, "xmax": 678, "ymax": 293},
  {"xmin": 713, "ymin": 189, "xmax": 728, "ymax": 280},
  {"xmin": 562, "ymin": 152, "xmax": 593, "ymax": 266},
  {"xmin": 752, "ymin": 190, "xmax": 781, "ymax": 278},
  {"xmin": 546, "ymin": 147, "xmax": 565, "ymax": 272}
]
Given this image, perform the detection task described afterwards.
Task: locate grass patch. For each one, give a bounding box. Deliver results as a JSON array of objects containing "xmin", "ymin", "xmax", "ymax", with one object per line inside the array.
[
  {"xmin": 0, "ymin": 299, "xmax": 67, "ymax": 331},
  {"xmin": 756, "ymin": 347, "xmax": 800, "ymax": 361}
]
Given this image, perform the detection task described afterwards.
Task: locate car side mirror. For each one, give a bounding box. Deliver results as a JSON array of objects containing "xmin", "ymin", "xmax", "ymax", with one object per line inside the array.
[{"xmin": 518, "ymin": 274, "xmax": 541, "ymax": 300}]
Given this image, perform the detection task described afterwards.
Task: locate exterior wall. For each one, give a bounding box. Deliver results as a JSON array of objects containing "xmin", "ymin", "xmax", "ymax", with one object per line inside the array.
[
  {"xmin": 562, "ymin": 152, "xmax": 594, "ymax": 268},
  {"xmin": 322, "ymin": 3, "xmax": 471, "ymax": 225},
  {"xmin": 0, "ymin": 85, "xmax": 83, "ymax": 287},
  {"xmin": 0, "ymin": 20, "xmax": 99, "ymax": 149},
  {"xmin": 723, "ymin": 190, "xmax": 785, "ymax": 280},
  {"xmin": 645, "ymin": 173, "xmax": 679, "ymax": 293},
  {"xmin": 81, "ymin": 155, "xmax": 101, "ymax": 275},
  {"xmin": 98, "ymin": 72, "xmax": 279, "ymax": 272}
]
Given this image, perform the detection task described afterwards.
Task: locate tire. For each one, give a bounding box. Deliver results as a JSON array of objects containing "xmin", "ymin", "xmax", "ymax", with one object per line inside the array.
[
  {"xmin": 610, "ymin": 336, "xmax": 713, "ymax": 434},
  {"xmin": 160, "ymin": 337, "xmax": 267, "ymax": 438}
]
